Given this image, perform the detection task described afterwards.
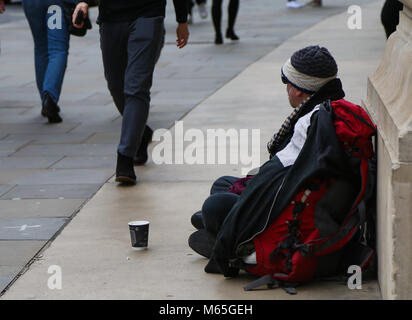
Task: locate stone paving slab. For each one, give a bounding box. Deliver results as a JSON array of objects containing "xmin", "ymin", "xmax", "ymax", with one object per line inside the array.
[
  {"xmin": 0, "ymin": 169, "xmax": 46, "ymax": 185},
  {"xmin": 0, "ymin": 239, "xmax": 47, "ymax": 293},
  {"xmin": 0, "ymin": 218, "xmax": 68, "ymax": 240},
  {"xmin": 0, "ymin": 199, "xmax": 86, "ymax": 219},
  {"xmin": 0, "ymin": 123, "xmax": 80, "ymax": 135},
  {"xmin": 0, "ymin": 157, "xmax": 61, "ymax": 169},
  {"xmin": 0, "ymin": 184, "xmax": 101, "ymax": 200},
  {"xmin": 0, "ymin": 185, "xmax": 15, "ymax": 198},
  {"xmin": 4, "ymin": 133, "xmax": 92, "ymax": 145},
  {"xmin": 0, "ymin": 267, "xmax": 22, "ymax": 294},
  {"xmin": 67, "ymin": 122, "xmax": 122, "ymax": 134},
  {"xmin": 10, "ymin": 169, "xmax": 114, "ymax": 185},
  {"xmin": 0, "ymin": 139, "xmax": 32, "ymax": 153},
  {"xmin": 0, "ymin": 150, "xmax": 16, "ymax": 157},
  {"xmin": 12, "ymin": 144, "xmax": 117, "ymax": 157},
  {"xmin": 0, "ymin": 241, "xmax": 47, "ymax": 266},
  {"xmin": 51, "ymin": 156, "xmax": 116, "ymax": 169},
  {"xmin": 83, "ymin": 133, "xmax": 120, "ymax": 144}
]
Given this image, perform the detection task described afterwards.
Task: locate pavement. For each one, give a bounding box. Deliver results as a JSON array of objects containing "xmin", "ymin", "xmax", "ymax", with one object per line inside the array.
[{"xmin": 0, "ymin": 0, "xmax": 384, "ymax": 299}]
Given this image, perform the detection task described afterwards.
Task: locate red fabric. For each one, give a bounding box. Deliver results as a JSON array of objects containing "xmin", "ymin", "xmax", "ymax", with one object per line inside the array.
[
  {"xmin": 228, "ymin": 176, "xmax": 254, "ymax": 195},
  {"xmin": 247, "ymin": 180, "xmax": 331, "ymax": 283},
  {"xmin": 246, "ymin": 99, "xmax": 376, "ymax": 284},
  {"xmin": 331, "ymin": 99, "xmax": 376, "ymax": 159}
]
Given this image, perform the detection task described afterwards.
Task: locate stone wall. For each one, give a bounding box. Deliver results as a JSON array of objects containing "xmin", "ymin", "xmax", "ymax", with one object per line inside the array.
[{"xmin": 364, "ymin": 0, "xmax": 412, "ymax": 300}]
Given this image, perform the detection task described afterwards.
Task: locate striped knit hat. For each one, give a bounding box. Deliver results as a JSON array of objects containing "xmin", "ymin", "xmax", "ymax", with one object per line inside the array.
[{"xmin": 281, "ymin": 45, "xmax": 338, "ymax": 94}]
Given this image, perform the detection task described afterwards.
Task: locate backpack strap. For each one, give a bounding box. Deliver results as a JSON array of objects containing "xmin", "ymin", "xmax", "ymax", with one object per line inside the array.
[
  {"xmin": 243, "ymin": 274, "xmax": 298, "ymax": 295},
  {"xmin": 309, "ymin": 156, "xmax": 370, "ymax": 256}
]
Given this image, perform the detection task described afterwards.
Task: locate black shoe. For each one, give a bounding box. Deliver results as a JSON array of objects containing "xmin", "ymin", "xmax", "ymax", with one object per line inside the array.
[
  {"xmin": 191, "ymin": 211, "xmax": 204, "ymax": 230},
  {"xmin": 215, "ymin": 32, "xmax": 223, "ymax": 45},
  {"xmin": 134, "ymin": 125, "xmax": 153, "ymax": 166},
  {"xmin": 225, "ymin": 29, "xmax": 239, "ymax": 40},
  {"xmin": 42, "ymin": 93, "xmax": 62, "ymax": 123},
  {"xmin": 188, "ymin": 229, "xmax": 215, "ymax": 259},
  {"xmin": 115, "ymin": 152, "xmax": 136, "ymax": 185}
]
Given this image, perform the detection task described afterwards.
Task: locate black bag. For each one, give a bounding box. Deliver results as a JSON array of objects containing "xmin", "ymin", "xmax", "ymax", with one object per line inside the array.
[{"xmin": 62, "ymin": 2, "xmax": 92, "ymax": 37}]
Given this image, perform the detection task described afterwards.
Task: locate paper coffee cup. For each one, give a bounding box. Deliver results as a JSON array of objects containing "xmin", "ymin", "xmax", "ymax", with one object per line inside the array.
[{"xmin": 128, "ymin": 221, "xmax": 149, "ymax": 250}]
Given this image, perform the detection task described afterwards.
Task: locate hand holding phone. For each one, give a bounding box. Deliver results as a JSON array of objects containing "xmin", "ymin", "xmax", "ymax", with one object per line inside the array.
[{"xmin": 74, "ymin": 10, "xmax": 85, "ymax": 26}]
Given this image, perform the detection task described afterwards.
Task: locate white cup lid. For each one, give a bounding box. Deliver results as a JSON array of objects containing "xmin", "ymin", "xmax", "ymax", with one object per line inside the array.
[{"xmin": 128, "ymin": 220, "xmax": 149, "ymax": 226}]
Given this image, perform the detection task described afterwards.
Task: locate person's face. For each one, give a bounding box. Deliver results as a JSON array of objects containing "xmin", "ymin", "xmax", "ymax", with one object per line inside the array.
[
  {"xmin": 286, "ymin": 83, "xmax": 310, "ymax": 108},
  {"xmin": 286, "ymin": 83, "xmax": 301, "ymax": 108}
]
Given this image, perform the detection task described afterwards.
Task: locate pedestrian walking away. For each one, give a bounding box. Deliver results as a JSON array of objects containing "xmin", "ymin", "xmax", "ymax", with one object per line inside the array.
[
  {"xmin": 286, "ymin": 0, "xmax": 304, "ymax": 9},
  {"xmin": 381, "ymin": 0, "xmax": 403, "ymax": 38},
  {"xmin": 188, "ymin": 0, "xmax": 208, "ymax": 24},
  {"xmin": 21, "ymin": 0, "xmax": 72, "ymax": 123},
  {"xmin": 212, "ymin": 0, "xmax": 239, "ymax": 45},
  {"xmin": 73, "ymin": 0, "xmax": 189, "ymax": 185},
  {"xmin": 0, "ymin": 0, "xmax": 5, "ymax": 14}
]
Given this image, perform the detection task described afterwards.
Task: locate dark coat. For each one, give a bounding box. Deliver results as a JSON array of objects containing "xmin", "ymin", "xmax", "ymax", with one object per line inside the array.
[{"xmin": 207, "ymin": 79, "xmax": 350, "ymax": 277}]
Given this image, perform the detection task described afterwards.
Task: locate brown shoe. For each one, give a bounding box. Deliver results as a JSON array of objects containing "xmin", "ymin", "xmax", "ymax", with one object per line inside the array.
[{"xmin": 306, "ymin": 0, "xmax": 322, "ymax": 7}]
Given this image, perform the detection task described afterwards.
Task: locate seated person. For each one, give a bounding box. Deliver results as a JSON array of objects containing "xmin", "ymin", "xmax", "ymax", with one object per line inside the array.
[{"xmin": 188, "ymin": 45, "xmax": 351, "ymax": 274}]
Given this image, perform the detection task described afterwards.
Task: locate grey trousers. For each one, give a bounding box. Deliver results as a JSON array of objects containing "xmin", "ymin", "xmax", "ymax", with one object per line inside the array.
[{"xmin": 100, "ymin": 16, "xmax": 165, "ymax": 158}]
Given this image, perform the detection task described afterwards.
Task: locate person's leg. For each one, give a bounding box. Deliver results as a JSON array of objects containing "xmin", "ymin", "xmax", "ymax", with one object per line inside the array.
[
  {"xmin": 196, "ymin": 0, "xmax": 208, "ymax": 19},
  {"xmin": 99, "ymin": 21, "xmax": 129, "ymax": 115},
  {"xmin": 381, "ymin": 0, "xmax": 403, "ymax": 38},
  {"xmin": 286, "ymin": 0, "xmax": 304, "ymax": 8},
  {"xmin": 22, "ymin": 0, "xmax": 48, "ymax": 101},
  {"xmin": 188, "ymin": 192, "xmax": 239, "ymax": 259},
  {"xmin": 42, "ymin": 0, "xmax": 69, "ymax": 104},
  {"xmin": 210, "ymin": 175, "xmax": 240, "ymax": 194},
  {"xmin": 226, "ymin": 0, "xmax": 239, "ymax": 40},
  {"xmin": 212, "ymin": 0, "xmax": 223, "ymax": 44},
  {"xmin": 202, "ymin": 192, "xmax": 240, "ymax": 236},
  {"xmin": 188, "ymin": 0, "xmax": 194, "ymax": 19},
  {"xmin": 119, "ymin": 16, "xmax": 165, "ymax": 159}
]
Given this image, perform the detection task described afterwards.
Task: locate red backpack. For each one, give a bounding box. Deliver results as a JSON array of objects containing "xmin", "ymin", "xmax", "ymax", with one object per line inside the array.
[{"xmin": 243, "ymin": 99, "xmax": 377, "ymax": 293}]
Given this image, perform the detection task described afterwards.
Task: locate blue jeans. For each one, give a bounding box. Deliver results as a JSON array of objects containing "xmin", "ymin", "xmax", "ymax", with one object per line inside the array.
[{"xmin": 23, "ymin": 0, "xmax": 69, "ymax": 104}]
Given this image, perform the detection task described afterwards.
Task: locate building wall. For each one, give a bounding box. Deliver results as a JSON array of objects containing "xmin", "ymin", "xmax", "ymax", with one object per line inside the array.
[{"xmin": 364, "ymin": 0, "xmax": 412, "ymax": 299}]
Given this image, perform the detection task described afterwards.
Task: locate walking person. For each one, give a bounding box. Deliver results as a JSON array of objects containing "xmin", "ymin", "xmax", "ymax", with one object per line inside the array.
[
  {"xmin": 21, "ymin": 0, "xmax": 72, "ymax": 123},
  {"xmin": 188, "ymin": 0, "xmax": 208, "ymax": 24},
  {"xmin": 286, "ymin": 0, "xmax": 304, "ymax": 8},
  {"xmin": 381, "ymin": 0, "xmax": 403, "ymax": 38},
  {"xmin": 212, "ymin": 0, "xmax": 239, "ymax": 45},
  {"xmin": 73, "ymin": 1, "xmax": 189, "ymax": 185},
  {"xmin": 0, "ymin": 0, "xmax": 5, "ymax": 14}
]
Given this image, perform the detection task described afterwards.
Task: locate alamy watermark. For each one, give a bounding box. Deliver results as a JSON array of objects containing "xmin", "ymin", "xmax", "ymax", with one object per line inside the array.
[
  {"xmin": 347, "ymin": 5, "xmax": 362, "ymax": 30},
  {"xmin": 47, "ymin": 5, "xmax": 63, "ymax": 30},
  {"xmin": 151, "ymin": 121, "xmax": 261, "ymax": 175},
  {"xmin": 47, "ymin": 265, "xmax": 62, "ymax": 290},
  {"xmin": 347, "ymin": 265, "xmax": 362, "ymax": 290}
]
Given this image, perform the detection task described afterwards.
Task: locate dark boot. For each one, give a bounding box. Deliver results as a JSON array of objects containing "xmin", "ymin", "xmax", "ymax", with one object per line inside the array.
[
  {"xmin": 215, "ymin": 32, "xmax": 223, "ymax": 45},
  {"xmin": 188, "ymin": 229, "xmax": 216, "ymax": 259},
  {"xmin": 116, "ymin": 152, "xmax": 136, "ymax": 185},
  {"xmin": 191, "ymin": 211, "xmax": 204, "ymax": 230},
  {"xmin": 225, "ymin": 29, "xmax": 239, "ymax": 40},
  {"xmin": 134, "ymin": 125, "xmax": 153, "ymax": 166},
  {"xmin": 42, "ymin": 92, "xmax": 62, "ymax": 123}
]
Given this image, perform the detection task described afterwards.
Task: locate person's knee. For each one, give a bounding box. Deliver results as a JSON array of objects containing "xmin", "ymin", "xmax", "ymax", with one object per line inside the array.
[
  {"xmin": 210, "ymin": 175, "xmax": 237, "ymax": 194},
  {"xmin": 124, "ymin": 71, "xmax": 152, "ymax": 101},
  {"xmin": 202, "ymin": 193, "xmax": 239, "ymax": 234}
]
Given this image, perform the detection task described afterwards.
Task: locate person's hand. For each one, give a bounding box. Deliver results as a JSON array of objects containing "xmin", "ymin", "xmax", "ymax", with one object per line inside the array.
[
  {"xmin": 72, "ymin": 2, "xmax": 89, "ymax": 28},
  {"xmin": 176, "ymin": 23, "xmax": 189, "ymax": 49},
  {"xmin": 0, "ymin": 0, "xmax": 6, "ymax": 14}
]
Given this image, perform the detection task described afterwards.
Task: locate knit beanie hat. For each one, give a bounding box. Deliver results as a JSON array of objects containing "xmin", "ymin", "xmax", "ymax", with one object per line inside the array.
[{"xmin": 281, "ymin": 45, "xmax": 338, "ymax": 94}]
